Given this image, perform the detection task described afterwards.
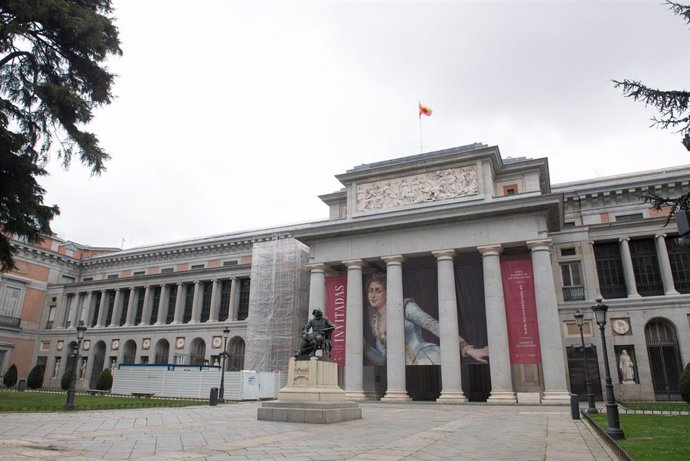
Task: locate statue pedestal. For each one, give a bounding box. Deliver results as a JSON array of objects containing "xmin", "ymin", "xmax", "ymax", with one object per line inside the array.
[{"xmin": 258, "ymin": 357, "xmax": 361, "ymax": 424}]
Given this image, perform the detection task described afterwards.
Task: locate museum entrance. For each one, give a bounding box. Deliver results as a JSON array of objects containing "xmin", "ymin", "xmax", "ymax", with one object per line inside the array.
[{"xmin": 566, "ymin": 345, "xmax": 603, "ymax": 401}]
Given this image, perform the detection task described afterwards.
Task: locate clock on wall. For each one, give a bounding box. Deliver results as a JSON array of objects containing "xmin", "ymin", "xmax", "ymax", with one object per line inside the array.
[{"xmin": 612, "ymin": 318, "xmax": 631, "ymax": 335}]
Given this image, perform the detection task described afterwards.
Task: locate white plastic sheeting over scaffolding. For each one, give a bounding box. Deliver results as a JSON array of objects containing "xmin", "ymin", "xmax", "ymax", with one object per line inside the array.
[{"xmin": 244, "ymin": 238, "xmax": 310, "ymax": 372}]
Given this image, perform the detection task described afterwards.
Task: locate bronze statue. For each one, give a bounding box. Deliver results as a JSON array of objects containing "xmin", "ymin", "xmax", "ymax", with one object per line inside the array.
[{"xmin": 295, "ymin": 309, "xmax": 335, "ymax": 358}]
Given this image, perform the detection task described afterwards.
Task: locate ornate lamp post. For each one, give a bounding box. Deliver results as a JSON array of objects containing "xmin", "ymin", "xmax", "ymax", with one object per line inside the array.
[
  {"xmin": 574, "ymin": 310, "xmax": 598, "ymax": 414},
  {"xmin": 591, "ymin": 299, "xmax": 625, "ymax": 440},
  {"xmin": 219, "ymin": 326, "xmax": 230, "ymax": 403},
  {"xmin": 65, "ymin": 321, "xmax": 87, "ymax": 410}
]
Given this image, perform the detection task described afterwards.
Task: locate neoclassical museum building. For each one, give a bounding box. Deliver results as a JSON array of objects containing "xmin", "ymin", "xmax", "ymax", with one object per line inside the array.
[{"xmin": 1, "ymin": 143, "xmax": 689, "ymax": 403}]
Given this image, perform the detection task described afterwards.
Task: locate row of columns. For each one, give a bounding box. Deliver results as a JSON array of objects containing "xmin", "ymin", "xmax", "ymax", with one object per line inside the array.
[
  {"xmin": 308, "ymin": 239, "xmax": 571, "ymax": 403},
  {"xmin": 58, "ymin": 278, "xmax": 242, "ymax": 330},
  {"xmin": 616, "ymin": 235, "xmax": 680, "ymax": 298}
]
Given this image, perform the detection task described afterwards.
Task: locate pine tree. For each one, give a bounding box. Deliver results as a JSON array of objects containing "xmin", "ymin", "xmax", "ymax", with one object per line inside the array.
[
  {"xmin": 613, "ymin": 1, "xmax": 690, "ymax": 215},
  {"xmin": 0, "ymin": 0, "xmax": 122, "ymax": 271}
]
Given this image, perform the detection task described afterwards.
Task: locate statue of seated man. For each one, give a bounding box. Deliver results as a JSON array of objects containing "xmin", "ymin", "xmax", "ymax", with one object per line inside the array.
[{"xmin": 295, "ymin": 309, "xmax": 335, "ymax": 358}]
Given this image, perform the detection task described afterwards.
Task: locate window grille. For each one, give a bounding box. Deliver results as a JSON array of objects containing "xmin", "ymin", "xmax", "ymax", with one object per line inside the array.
[
  {"xmin": 667, "ymin": 236, "xmax": 690, "ymax": 293},
  {"xmin": 629, "ymin": 238, "xmax": 663, "ymax": 296},
  {"xmin": 594, "ymin": 242, "xmax": 627, "ymax": 299}
]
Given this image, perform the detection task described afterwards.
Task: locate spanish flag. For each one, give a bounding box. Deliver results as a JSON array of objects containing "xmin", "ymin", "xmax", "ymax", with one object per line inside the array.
[{"xmin": 419, "ymin": 102, "xmax": 432, "ymax": 117}]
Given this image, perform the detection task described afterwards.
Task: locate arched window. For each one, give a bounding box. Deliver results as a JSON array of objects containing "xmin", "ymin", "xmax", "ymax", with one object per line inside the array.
[
  {"xmin": 122, "ymin": 340, "xmax": 137, "ymax": 364},
  {"xmin": 190, "ymin": 338, "xmax": 206, "ymax": 366},
  {"xmin": 154, "ymin": 339, "xmax": 170, "ymax": 364},
  {"xmin": 645, "ymin": 318, "xmax": 683, "ymax": 401},
  {"xmin": 227, "ymin": 337, "xmax": 245, "ymax": 371}
]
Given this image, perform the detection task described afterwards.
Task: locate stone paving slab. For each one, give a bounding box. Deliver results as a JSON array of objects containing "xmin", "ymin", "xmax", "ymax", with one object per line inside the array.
[{"xmin": 0, "ymin": 402, "xmax": 615, "ymax": 460}]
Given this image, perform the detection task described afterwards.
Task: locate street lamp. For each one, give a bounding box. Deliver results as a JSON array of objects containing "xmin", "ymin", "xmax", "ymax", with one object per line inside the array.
[
  {"xmin": 219, "ymin": 326, "xmax": 230, "ymax": 403},
  {"xmin": 65, "ymin": 321, "xmax": 87, "ymax": 410},
  {"xmin": 574, "ymin": 310, "xmax": 598, "ymax": 414},
  {"xmin": 591, "ymin": 299, "xmax": 625, "ymax": 440}
]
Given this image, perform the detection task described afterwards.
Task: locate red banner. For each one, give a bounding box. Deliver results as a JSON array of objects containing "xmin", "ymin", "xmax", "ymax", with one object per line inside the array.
[
  {"xmin": 501, "ymin": 259, "xmax": 542, "ymax": 364},
  {"xmin": 325, "ymin": 275, "xmax": 347, "ymax": 366}
]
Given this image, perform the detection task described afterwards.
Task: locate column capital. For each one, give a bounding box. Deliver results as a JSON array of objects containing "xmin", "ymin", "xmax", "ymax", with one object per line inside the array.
[
  {"xmin": 144, "ymin": 284, "xmax": 150, "ymax": 289},
  {"xmin": 655, "ymin": 233, "xmax": 667, "ymax": 239},
  {"xmin": 176, "ymin": 282, "xmax": 183, "ymax": 287},
  {"xmin": 477, "ymin": 244, "xmax": 503, "ymax": 257},
  {"xmin": 343, "ymin": 259, "xmax": 364, "ymax": 269},
  {"xmin": 619, "ymin": 236, "xmax": 631, "ymax": 243},
  {"xmin": 431, "ymin": 249, "xmax": 455, "ymax": 260},
  {"xmin": 305, "ymin": 262, "xmax": 328, "ymax": 273},
  {"xmin": 526, "ymin": 239, "xmax": 552, "ymax": 252},
  {"xmin": 381, "ymin": 255, "xmax": 405, "ymax": 266},
  {"xmin": 194, "ymin": 280, "xmax": 200, "ymax": 285}
]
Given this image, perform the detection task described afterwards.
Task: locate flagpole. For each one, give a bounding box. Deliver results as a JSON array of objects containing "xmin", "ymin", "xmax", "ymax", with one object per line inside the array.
[{"xmin": 418, "ymin": 101, "xmax": 423, "ymax": 153}]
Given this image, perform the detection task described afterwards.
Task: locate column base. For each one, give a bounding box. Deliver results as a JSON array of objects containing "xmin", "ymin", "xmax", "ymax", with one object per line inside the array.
[
  {"xmin": 487, "ymin": 391, "xmax": 517, "ymax": 404},
  {"xmin": 344, "ymin": 391, "xmax": 368, "ymax": 401},
  {"xmin": 381, "ymin": 390, "xmax": 411, "ymax": 402},
  {"xmin": 436, "ymin": 391, "xmax": 467, "ymax": 404},
  {"xmin": 541, "ymin": 391, "xmax": 572, "ymax": 405}
]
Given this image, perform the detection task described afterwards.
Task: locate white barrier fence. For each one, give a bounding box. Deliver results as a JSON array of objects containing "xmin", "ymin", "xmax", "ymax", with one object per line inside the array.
[{"xmin": 111, "ymin": 364, "xmax": 286, "ymax": 400}]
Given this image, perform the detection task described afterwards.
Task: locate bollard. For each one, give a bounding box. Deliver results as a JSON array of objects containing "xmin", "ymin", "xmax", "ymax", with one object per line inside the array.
[
  {"xmin": 209, "ymin": 387, "xmax": 219, "ymax": 406},
  {"xmin": 570, "ymin": 393, "xmax": 580, "ymax": 420}
]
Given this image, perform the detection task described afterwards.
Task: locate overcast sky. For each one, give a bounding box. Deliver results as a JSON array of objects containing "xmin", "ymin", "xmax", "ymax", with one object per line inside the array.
[{"xmin": 39, "ymin": 0, "xmax": 690, "ymax": 250}]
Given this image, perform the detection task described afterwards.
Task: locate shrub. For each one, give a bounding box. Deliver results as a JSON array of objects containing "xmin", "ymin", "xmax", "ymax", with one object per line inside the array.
[
  {"xmin": 26, "ymin": 364, "xmax": 45, "ymax": 389},
  {"xmin": 60, "ymin": 366, "xmax": 75, "ymax": 390},
  {"xmin": 2, "ymin": 364, "xmax": 18, "ymax": 388},
  {"xmin": 96, "ymin": 368, "xmax": 113, "ymax": 390},
  {"xmin": 680, "ymin": 362, "xmax": 690, "ymax": 404}
]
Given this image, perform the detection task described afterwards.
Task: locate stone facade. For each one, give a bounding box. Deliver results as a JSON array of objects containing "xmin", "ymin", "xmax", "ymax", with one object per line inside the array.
[{"xmin": 1, "ymin": 143, "xmax": 688, "ymax": 403}]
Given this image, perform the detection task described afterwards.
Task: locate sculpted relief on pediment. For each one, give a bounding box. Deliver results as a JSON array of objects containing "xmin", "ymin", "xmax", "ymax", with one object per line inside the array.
[{"xmin": 355, "ymin": 166, "xmax": 478, "ymax": 212}]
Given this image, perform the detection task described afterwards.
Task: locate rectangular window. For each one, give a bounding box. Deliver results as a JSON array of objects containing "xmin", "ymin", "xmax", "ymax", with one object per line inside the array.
[
  {"xmin": 561, "ymin": 262, "xmax": 585, "ymax": 301},
  {"xmin": 161, "ymin": 268, "xmax": 174, "ymax": 274},
  {"xmin": 183, "ymin": 283, "xmax": 194, "ymax": 323},
  {"xmin": 223, "ymin": 260, "xmax": 238, "ymax": 267},
  {"xmin": 83, "ymin": 277, "xmax": 93, "ymax": 282},
  {"xmin": 219, "ymin": 280, "xmax": 231, "ymax": 321},
  {"xmin": 667, "ymin": 236, "xmax": 690, "ymax": 293},
  {"xmin": 61, "ymin": 275, "xmax": 75, "ymax": 284},
  {"xmin": 191, "ymin": 264, "xmax": 205, "ymax": 270},
  {"xmin": 107, "ymin": 274, "xmax": 119, "ymax": 279},
  {"xmin": 0, "ymin": 285, "xmax": 22, "ymax": 319},
  {"xmin": 615, "ymin": 213, "xmax": 643, "ymax": 223},
  {"xmin": 629, "ymin": 238, "xmax": 663, "ymax": 296},
  {"xmin": 238, "ymin": 278, "xmax": 251, "ymax": 320},
  {"xmin": 560, "ymin": 247, "xmax": 576, "ymax": 257},
  {"xmin": 200, "ymin": 281, "xmax": 212, "ymax": 322},
  {"xmin": 594, "ymin": 242, "xmax": 627, "ymax": 299},
  {"xmin": 133, "ymin": 270, "xmax": 145, "ymax": 276}
]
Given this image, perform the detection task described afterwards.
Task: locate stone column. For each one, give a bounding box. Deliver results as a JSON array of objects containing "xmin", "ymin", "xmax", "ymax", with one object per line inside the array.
[
  {"xmin": 189, "ymin": 281, "xmax": 202, "ymax": 323},
  {"xmin": 172, "ymin": 282, "xmax": 186, "ymax": 324},
  {"xmin": 139, "ymin": 285, "xmax": 152, "ymax": 326},
  {"xmin": 433, "ymin": 250, "xmax": 467, "ymax": 403},
  {"xmin": 655, "ymin": 234, "xmax": 679, "ymax": 295},
  {"xmin": 155, "ymin": 284, "xmax": 169, "ymax": 325},
  {"xmin": 83, "ymin": 291, "xmax": 94, "ymax": 326},
  {"xmin": 619, "ymin": 237, "xmax": 640, "ymax": 298},
  {"xmin": 124, "ymin": 287, "xmax": 138, "ymax": 326},
  {"xmin": 208, "ymin": 279, "xmax": 221, "ymax": 322},
  {"xmin": 381, "ymin": 255, "xmax": 410, "ymax": 401},
  {"xmin": 109, "ymin": 288, "xmax": 123, "ymax": 327},
  {"xmin": 477, "ymin": 244, "xmax": 516, "ymax": 403},
  {"xmin": 343, "ymin": 259, "xmax": 366, "ymax": 399},
  {"xmin": 527, "ymin": 239, "xmax": 570, "ymax": 404},
  {"xmin": 96, "ymin": 290, "xmax": 109, "ymax": 327},
  {"xmin": 229, "ymin": 278, "xmax": 239, "ymax": 321},
  {"xmin": 307, "ymin": 263, "xmax": 327, "ymax": 314}
]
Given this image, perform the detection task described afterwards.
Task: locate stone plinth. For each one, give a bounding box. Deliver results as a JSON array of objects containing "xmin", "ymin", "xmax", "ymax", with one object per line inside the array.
[{"xmin": 258, "ymin": 357, "xmax": 362, "ymax": 424}]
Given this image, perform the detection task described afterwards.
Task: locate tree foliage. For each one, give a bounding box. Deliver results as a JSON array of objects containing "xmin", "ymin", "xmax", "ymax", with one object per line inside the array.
[
  {"xmin": 613, "ymin": 1, "xmax": 690, "ymax": 216},
  {"xmin": 26, "ymin": 363, "xmax": 45, "ymax": 389},
  {"xmin": 2, "ymin": 363, "xmax": 18, "ymax": 387},
  {"xmin": 60, "ymin": 365, "xmax": 74, "ymax": 390},
  {"xmin": 96, "ymin": 368, "xmax": 112, "ymax": 390},
  {"xmin": 0, "ymin": 0, "xmax": 121, "ymax": 271}
]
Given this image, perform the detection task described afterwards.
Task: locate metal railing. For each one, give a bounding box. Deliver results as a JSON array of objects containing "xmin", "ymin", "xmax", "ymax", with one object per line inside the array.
[
  {"xmin": 581, "ymin": 411, "xmax": 633, "ymax": 461},
  {"xmin": 563, "ymin": 286, "xmax": 585, "ymax": 301}
]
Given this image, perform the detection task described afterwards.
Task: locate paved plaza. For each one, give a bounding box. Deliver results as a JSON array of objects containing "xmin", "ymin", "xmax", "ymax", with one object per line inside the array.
[{"xmin": 0, "ymin": 401, "xmax": 614, "ymax": 461}]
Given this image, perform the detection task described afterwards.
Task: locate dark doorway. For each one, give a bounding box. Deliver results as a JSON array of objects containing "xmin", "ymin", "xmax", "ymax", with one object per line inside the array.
[
  {"xmin": 89, "ymin": 341, "xmax": 106, "ymax": 389},
  {"xmin": 406, "ymin": 365, "xmax": 441, "ymax": 400},
  {"xmin": 566, "ymin": 345, "xmax": 603, "ymax": 401}
]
